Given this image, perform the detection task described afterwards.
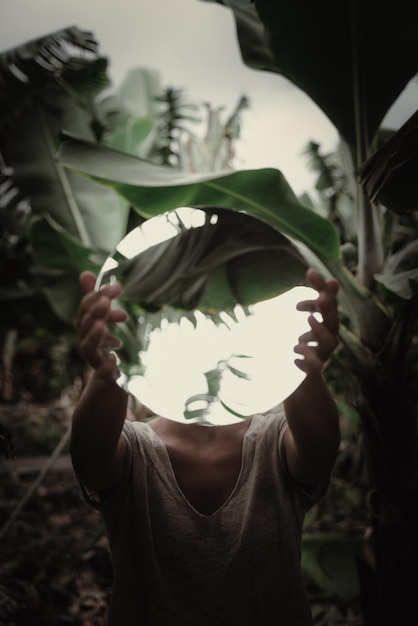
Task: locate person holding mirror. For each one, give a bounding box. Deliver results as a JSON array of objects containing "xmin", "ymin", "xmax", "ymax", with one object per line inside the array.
[{"xmin": 71, "ymin": 268, "xmax": 340, "ymax": 626}]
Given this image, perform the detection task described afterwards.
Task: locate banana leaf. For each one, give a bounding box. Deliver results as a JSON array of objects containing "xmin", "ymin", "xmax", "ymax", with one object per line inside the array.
[
  {"xmin": 100, "ymin": 67, "xmax": 161, "ymax": 158},
  {"xmin": 57, "ymin": 132, "xmax": 341, "ymax": 263},
  {"xmin": 0, "ymin": 26, "xmax": 126, "ymax": 253},
  {"xmin": 359, "ymin": 109, "xmax": 418, "ymax": 214},
  {"xmin": 302, "ymin": 533, "xmax": 363, "ymax": 603},
  {"xmin": 203, "ymin": 1, "xmax": 418, "ymax": 154},
  {"xmin": 0, "ymin": 26, "xmax": 103, "ymax": 123},
  {"xmin": 372, "ymin": 237, "xmax": 418, "ymax": 300},
  {"xmin": 29, "ymin": 214, "xmax": 104, "ymax": 323}
]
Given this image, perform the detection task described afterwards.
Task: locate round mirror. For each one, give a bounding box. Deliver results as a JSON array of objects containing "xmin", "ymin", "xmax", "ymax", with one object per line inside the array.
[{"xmin": 95, "ymin": 207, "xmax": 313, "ymax": 424}]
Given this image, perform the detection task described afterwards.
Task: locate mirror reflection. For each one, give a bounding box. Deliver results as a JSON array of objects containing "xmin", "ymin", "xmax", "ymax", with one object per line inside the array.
[{"xmin": 95, "ymin": 207, "xmax": 313, "ymax": 424}]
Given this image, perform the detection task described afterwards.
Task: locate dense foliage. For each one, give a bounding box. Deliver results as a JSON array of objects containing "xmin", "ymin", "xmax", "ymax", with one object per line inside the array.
[{"xmin": 2, "ymin": 3, "xmax": 418, "ymax": 622}]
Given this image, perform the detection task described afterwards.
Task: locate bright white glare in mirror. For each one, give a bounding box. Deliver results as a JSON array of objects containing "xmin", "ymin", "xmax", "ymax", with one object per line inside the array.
[{"xmin": 128, "ymin": 286, "xmax": 315, "ymax": 424}]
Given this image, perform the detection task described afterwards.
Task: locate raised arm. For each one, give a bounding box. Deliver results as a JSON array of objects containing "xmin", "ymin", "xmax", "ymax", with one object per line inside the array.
[
  {"xmin": 283, "ymin": 269, "xmax": 340, "ymax": 486},
  {"xmin": 70, "ymin": 271, "xmax": 129, "ymax": 492}
]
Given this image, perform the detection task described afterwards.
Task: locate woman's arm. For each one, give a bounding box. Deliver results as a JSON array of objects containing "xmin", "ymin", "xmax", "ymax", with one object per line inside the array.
[
  {"xmin": 70, "ymin": 272, "xmax": 130, "ymax": 492},
  {"xmin": 283, "ymin": 269, "xmax": 341, "ymax": 486}
]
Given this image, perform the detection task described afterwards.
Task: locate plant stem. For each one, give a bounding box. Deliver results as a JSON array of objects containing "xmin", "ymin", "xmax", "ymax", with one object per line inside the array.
[{"xmin": 350, "ymin": 0, "xmax": 384, "ymax": 288}]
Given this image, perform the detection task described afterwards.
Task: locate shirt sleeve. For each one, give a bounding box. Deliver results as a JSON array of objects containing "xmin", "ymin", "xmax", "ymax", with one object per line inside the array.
[
  {"xmin": 76, "ymin": 420, "xmax": 135, "ymax": 510},
  {"xmin": 275, "ymin": 407, "xmax": 330, "ymax": 512}
]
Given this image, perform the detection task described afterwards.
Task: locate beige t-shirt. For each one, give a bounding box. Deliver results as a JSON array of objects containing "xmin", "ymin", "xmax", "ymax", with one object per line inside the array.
[{"xmin": 81, "ymin": 409, "xmax": 326, "ymax": 625}]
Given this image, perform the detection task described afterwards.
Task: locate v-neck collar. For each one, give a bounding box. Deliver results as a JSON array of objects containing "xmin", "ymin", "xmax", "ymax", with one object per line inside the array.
[{"xmin": 145, "ymin": 417, "xmax": 257, "ymax": 518}]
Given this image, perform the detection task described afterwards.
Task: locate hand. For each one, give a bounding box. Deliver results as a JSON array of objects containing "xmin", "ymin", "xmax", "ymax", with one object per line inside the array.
[
  {"xmin": 76, "ymin": 271, "xmax": 128, "ymax": 381},
  {"xmin": 294, "ymin": 268, "xmax": 339, "ymax": 374}
]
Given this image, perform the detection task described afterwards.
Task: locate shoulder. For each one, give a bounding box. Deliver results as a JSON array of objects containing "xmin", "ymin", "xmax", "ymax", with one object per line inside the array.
[
  {"xmin": 247, "ymin": 408, "xmax": 288, "ymax": 462},
  {"xmin": 122, "ymin": 420, "xmax": 156, "ymax": 450},
  {"xmin": 252, "ymin": 405, "xmax": 288, "ymax": 437},
  {"xmin": 122, "ymin": 419, "xmax": 152, "ymax": 443}
]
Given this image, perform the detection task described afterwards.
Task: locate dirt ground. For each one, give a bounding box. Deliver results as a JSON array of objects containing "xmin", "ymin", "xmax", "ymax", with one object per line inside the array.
[
  {"xmin": 0, "ymin": 400, "xmax": 112, "ymax": 625},
  {"xmin": 0, "ymin": 464, "xmax": 112, "ymax": 626}
]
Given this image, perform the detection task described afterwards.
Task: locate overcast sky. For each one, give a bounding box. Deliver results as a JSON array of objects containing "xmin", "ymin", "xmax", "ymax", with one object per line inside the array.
[{"xmin": 0, "ymin": 0, "xmax": 343, "ymax": 196}]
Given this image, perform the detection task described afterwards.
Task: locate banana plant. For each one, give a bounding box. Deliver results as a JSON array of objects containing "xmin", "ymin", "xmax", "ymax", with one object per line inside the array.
[
  {"xmin": 0, "ymin": 27, "xmax": 104, "ymax": 399},
  {"xmin": 0, "ymin": 28, "xmax": 164, "ymax": 401},
  {"xmin": 0, "ymin": 27, "xmax": 123, "ymax": 334},
  {"xmin": 0, "ymin": 26, "xmax": 126, "ymax": 252}
]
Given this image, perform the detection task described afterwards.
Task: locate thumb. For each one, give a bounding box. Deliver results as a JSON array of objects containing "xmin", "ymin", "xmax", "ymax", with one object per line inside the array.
[{"xmin": 79, "ymin": 271, "xmax": 97, "ymax": 295}]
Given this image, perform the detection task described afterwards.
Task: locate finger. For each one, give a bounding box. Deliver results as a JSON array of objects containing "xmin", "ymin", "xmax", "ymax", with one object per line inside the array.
[
  {"xmin": 80, "ymin": 271, "xmax": 97, "ymax": 295},
  {"xmin": 100, "ymin": 332, "xmax": 123, "ymax": 351},
  {"xmin": 77, "ymin": 307, "xmax": 119, "ymax": 367},
  {"xmin": 108, "ymin": 308, "xmax": 129, "ymax": 324},
  {"xmin": 297, "ymin": 329, "xmax": 318, "ymax": 346},
  {"xmin": 79, "ymin": 273, "xmax": 124, "ymax": 311},
  {"xmin": 78, "ymin": 318, "xmax": 107, "ymax": 368},
  {"xmin": 306, "ymin": 268, "xmax": 339, "ymax": 295},
  {"xmin": 296, "ymin": 299, "xmax": 321, "ymax": 315},
  {"xmin": 307, "ymin": 315, "xmax": 339, "ymax": 360},
  {"xmin": 77, "ymin": 294, "xmax": 113, "ymax": 335},
  {"xmin": 316, "ymin": 293, "xmax": 339, "ymax": 334},
  {"xmin": 297, "ymin": 285, "xmax": 339, "ymax": 315},
  {"xmin": 77, "ymin": 291, "xmax": 128, "ymax": 359},
  {"xmin": 295, "ymin": 317, "xmax": 338, "ymax": 366},
  {"xmin": 294, "ymin": 346, "xmax": 324, "ymax": 374},
  {"xmin": 297, "ymin": 282, "xmax": 339, "ymax": 335},
  {"xmin": 294, "ymin": 358, "xmax": 323, "ymax": 375},
  {"xmin": 78, "ymin": 286, "xmax": 126, "ymax": 329}
]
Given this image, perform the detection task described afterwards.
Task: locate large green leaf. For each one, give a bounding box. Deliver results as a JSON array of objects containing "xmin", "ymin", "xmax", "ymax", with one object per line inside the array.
[
  {"xmin": 57, "ymin": 132, "xmax": 342, "ymax": 264},
  {"xmin": 204, "ymin": 1, "xmax": 418, "ymax": 155},
  {"xmin": 359, "ymin": 109, "xmax": 418, "ymax": 213},
  {"xmin": 29, "ymin": 215, "xmax": 104, "ymax": 323},
  {"xmin": 99, "ymin": 68, "xmax": 162, "ymax": 237},
  {"xmin": 375, "ymin": 268, "xmax": 418, "ymax": 300},
  {"xmin": 0, "ymin": 27, "xmax": 126, "ymax": 253},
  {"xmin": 302, "ymin": 533, "xmax": 363, "ymax": 603},
  {"xmin": 101, "ymin": 67, "xmax": 161, "ymax": 159},
  {"xmin": 105, "ymin": 116, "xmax": 155, "ymax": 156}
]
